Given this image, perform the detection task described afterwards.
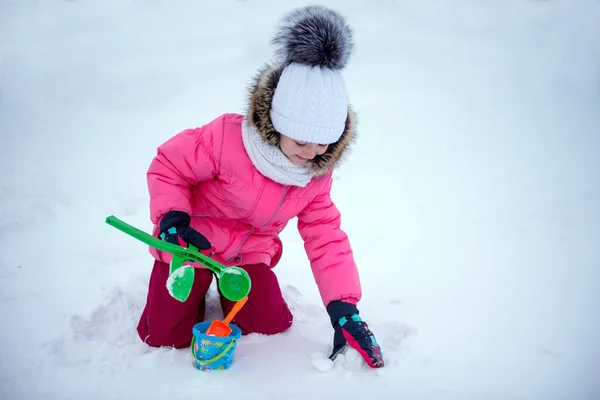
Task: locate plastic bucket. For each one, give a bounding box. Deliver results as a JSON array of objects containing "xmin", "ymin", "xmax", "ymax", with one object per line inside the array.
[{"xmin": 191, "ymin": 321, "xmax": 242, "ymax": 371}]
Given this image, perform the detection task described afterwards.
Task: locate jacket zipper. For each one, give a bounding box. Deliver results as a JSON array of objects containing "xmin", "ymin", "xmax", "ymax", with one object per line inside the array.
[
  {"xmin": 261, "ymin": 185, "xmax": 288, "ymax": 227},
  {"xmin": 226, "ymin": 185, "xmax": 289, "ymax": 262}
]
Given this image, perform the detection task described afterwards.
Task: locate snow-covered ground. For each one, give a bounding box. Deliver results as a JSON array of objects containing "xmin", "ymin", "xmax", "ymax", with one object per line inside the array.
[{"xmin": 1, "ymin": 1, "xmax": 599, "ymax": 399}]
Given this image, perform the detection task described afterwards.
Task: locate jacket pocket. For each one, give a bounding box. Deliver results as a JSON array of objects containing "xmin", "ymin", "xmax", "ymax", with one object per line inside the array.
[{"xmin": 270, "ymin": 235, "xmax": 283, "ymax": 267}]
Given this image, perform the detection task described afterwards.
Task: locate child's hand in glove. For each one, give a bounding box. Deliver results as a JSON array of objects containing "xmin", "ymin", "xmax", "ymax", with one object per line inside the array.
[
  {"xmin": 326, "ymin": 300, "xmax": 384, "ymax": 368},
  {"xmin": 159, "ymin": 210, "xmax": 214, "ymax": 255}
]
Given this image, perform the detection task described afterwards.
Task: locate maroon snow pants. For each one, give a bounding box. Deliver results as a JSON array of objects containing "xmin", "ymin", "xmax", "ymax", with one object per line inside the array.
[{"xmin": 137, "ymin": 260, "xmax": 293, "ymax": 349}]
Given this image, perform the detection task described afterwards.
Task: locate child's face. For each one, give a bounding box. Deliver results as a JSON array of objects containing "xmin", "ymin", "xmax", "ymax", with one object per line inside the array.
[{"xmin": 279, "ymin": 134, "xmax": 329, "ymax": 166}]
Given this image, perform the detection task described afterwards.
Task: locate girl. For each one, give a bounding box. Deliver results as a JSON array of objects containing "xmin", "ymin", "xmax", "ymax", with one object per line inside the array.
[{"xmin": 137, "ymin": 6, "xmax": 384, "ymax": 368}]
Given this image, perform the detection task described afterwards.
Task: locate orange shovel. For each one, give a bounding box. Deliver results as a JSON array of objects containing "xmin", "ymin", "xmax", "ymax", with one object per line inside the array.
[{"xmin": 206, "ymin": 296, "xmax": 248, "ymax": 337}]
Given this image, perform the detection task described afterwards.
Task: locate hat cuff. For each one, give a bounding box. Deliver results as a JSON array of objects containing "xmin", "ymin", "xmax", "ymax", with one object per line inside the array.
[{"xmin": 270, "ymin": 110, "xmax": 344, "ymax": 144}]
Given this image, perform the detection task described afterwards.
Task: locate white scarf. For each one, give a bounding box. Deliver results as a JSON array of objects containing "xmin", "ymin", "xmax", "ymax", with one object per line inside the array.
[{"xmin": 241, "ymin": 119, "xmax": 314, "ymax": 187}]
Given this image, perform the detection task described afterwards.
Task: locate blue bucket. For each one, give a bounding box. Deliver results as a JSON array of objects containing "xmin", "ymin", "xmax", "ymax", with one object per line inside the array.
[{"xmin": 191, "ymin": 321, "xmax": 242, "ymax": 371}]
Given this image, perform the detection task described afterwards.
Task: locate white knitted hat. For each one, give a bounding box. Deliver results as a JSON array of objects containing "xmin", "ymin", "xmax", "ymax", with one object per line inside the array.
[
  {"xmin": 269, "ymin": 6, "xmax": 353, "ymax": 145},
  {"xmin": 270, "ymin": 64, "xmax": 348, "ymax": 144}
]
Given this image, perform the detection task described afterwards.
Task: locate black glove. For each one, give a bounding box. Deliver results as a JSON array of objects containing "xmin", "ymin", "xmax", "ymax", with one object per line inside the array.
[
  {"xmin": 159, "ymin": 211, "xmax": 213, "ymax": 254},
  {"xmin": 326, "ymin": 300, "xmax": 384, "ymax": 368}
]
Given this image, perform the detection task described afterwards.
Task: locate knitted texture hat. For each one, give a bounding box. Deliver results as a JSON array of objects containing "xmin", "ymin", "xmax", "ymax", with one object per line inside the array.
[{"xmin": 270, "ymin": 6, "xmax": 354, "ymax": 145}]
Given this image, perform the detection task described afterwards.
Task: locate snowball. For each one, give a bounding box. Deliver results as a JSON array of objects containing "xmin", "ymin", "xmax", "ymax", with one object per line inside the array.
[
  {"xmin": 312, "ymin": 357, "xmax": 334, "ymax": 372},
  {"xmin": 166, "ymin": 266, "xmax": 188, "ymax": 297}
]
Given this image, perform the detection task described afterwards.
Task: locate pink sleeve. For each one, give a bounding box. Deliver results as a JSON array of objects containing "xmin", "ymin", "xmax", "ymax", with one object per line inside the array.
[
  {"xmin": 147, "ymin": 124, "xmax": 219, "ymax": 225},
  {"xmin": 297, "ymin": 175, "xmax": 362, "ymax": 307}
]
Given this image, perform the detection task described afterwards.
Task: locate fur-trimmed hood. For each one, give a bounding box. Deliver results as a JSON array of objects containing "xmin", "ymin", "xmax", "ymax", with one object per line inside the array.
[{"xmin": 246, "ymin": 63, "xmax": 357, "ymax": 177}]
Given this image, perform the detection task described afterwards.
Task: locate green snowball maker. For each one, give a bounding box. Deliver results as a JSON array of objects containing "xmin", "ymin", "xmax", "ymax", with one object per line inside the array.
[{"xmin": 105, "ymin": 215, "xmax": 251, "ymax": 302}]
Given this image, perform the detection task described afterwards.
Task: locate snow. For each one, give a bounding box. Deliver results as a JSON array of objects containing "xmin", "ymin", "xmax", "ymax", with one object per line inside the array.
[
  {"xmin": 1, "ymin": 0, "xmax": 599, "ymax": 399},
  {"xmin": 312, "ymin": 353, "xmax": 335, "ymax": 372},
  {"xmin": 165, "ymin": 264, "xmax": 189, "ymax": 298},
  {"xmin": 223, "ymin": 267, "xmax": 243, "ymax": 276},
  {"xmin": 312, "ymin": 348, "xmax": 367, "ymax": 373}
]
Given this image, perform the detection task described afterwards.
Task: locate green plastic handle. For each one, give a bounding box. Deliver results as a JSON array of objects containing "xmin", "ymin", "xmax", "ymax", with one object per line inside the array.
[
  {"xmin": 105, "ymin": 215, "xmax": 251, "ymax": 302},
  {"xmin": 106, "ymin": 215, "xmax": 225, "ymax": 275}
]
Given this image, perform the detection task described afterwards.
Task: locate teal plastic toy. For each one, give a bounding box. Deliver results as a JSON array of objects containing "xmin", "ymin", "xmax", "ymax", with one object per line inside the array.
[{"xmin": 105, "ymin": 216, "xmax": 251, "ymax": 302}]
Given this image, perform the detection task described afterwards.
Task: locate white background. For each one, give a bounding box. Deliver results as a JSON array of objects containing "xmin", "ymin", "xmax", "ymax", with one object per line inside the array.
[{"xmin": 1, "ymin": 1, "xmax": 599, "ymax": 399}]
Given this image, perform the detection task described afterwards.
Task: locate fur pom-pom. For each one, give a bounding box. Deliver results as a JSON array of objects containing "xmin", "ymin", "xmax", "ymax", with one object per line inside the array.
[{"xmin": 272, "ymin": 6, "xmax": 353, "ymax": 69}]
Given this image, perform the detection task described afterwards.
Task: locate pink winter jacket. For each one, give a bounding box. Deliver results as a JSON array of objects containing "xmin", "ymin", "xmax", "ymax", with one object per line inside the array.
[{"xmin": 147, "ymin": 113, "xmax": 361, "ymax": 306}]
